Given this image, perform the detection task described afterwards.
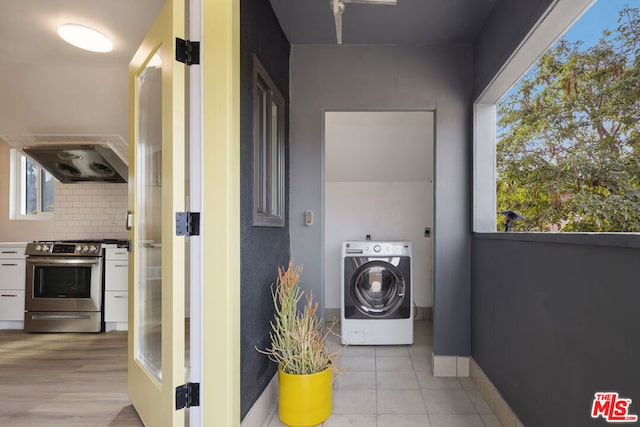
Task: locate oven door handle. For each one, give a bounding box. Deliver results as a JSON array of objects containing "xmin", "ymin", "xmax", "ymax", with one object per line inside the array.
[{"xmin": 26, "ymin": 258, "xmax": 100, "ymax": 266}]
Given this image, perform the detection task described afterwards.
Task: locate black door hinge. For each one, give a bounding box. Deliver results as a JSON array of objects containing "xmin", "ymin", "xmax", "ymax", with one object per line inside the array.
[
  {"xmin": 176, "ymin": 382, "xmax": 200, "ymax": 410},
  {"xmin": 176, "ymin": 38, "xmax": 200, "ymax": 66},
  {"xmin": 176, "ymin": 212, "xmax": 200, "ymax": 236}
]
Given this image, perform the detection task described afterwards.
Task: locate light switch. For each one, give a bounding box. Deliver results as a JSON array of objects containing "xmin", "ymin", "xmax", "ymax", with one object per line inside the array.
[{"xmin": 305, "ymin": 210, "xmax": 313, "ymax": 227}]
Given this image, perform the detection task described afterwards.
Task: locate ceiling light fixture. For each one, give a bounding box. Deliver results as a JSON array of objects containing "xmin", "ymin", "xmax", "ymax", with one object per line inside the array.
[{"xmin": 57, "ymin": 24, "xmax": 113, "ymax": 53}]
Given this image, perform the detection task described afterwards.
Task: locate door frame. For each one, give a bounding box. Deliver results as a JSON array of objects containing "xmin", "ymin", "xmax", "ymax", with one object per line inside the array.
[
  {"xmin": 199, "ymin": 0, "xmax": 241, "ymax": 425},
  {"xmin": 127, "ymin": 0, "xmax": 240, "ymax": 424},
  {"xmin": 322, "ymin": 109, "xmax": 436, "ymax": 325}
]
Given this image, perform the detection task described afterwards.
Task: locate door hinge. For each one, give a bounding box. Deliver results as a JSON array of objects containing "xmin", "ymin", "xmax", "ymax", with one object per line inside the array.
[
  {"xmin": 175, "ymin": 382, "xmax": 200, "ymax": 410},
  {"xmin": 176, "ymin": 38, "xmax": 200, "ymax": 66},
  {"xmin": 176, "ymin": 212, "xmax": 200, "ymax": 236}
]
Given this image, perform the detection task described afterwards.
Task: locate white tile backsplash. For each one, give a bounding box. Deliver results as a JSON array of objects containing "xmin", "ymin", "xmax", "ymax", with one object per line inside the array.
[{"xmin": 53, "ymin": 182, "xmax": 128, "ymax": 240}]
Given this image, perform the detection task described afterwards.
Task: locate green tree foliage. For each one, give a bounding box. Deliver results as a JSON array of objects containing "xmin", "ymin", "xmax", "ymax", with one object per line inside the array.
[{"xmin": 497, "ymin": 7, "xmax": 640, "ymax": 232}]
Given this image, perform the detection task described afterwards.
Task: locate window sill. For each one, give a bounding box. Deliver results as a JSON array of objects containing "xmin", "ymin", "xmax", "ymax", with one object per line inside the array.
[
  {"xmin": 10, "ymin": 214, "xmax": 54, "ymax": 221},
  {"xmin": 473, "ymin": 232, "xmax": 640, "ymax": 249}
]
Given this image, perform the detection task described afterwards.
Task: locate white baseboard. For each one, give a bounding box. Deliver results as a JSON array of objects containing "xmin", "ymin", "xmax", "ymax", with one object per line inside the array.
[
  {"xmin": 241, "ymin": 373, "xmax": 278, "ymax": 427},
  {"xmin": 0, "ymin": 321, "xmax": 24, "ymax": 330},
  {"xmin": 105, "ymin": 322, "xmax": 128, "ymax": 332},
  {"xmin": 325, "ymin": 308, "xmax": 340, "ymax": 322},
  {"xmin": 432, "ymin": 354, "xmax": 470, "ymax": 377},
  {"xmin": 470, "ymin": 358, "xmax": 525, "ymax": 427},
  {"xmin": 414, "ymin": 306, "xmax": 433, "ymax": 320}
]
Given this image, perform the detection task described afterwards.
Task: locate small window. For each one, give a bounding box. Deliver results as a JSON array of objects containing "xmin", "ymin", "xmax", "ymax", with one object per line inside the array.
[
  {"xmin": 252, "ymin": 55, "xmax": 285, "ymax": 227},
  {"xmin": 10, "ymin": 149, "xmax": 55, "ymax": 219}
]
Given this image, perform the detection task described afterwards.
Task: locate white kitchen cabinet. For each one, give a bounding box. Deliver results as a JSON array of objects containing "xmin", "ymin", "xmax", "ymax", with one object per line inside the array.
[
  {"xmin": 104, "ymin": 246, "xmax": 129, "ymax": 331},
  {"xmin": 104, "ymin": 291, "xmax": 128, "ymax": 322},
  {"xmin": 0, "ymin": 290, "xmax": 25, "ymax": 321},
  {"xmin": 0, "ymin": 243, "xmax": 27, "ymax": 328}
]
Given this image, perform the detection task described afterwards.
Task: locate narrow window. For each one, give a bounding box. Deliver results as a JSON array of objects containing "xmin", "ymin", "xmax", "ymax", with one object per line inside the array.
[
  {"xmin": 252, "ymin": 55, "xmax": 285, "ymax": 227},
  {"xmin": 10, "ymin": 149, "xmax": 55, "ymax": 218}
]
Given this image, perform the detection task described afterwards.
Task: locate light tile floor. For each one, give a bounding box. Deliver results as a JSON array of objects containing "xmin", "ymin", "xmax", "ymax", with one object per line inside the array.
[{"xmin": 263, "ymin": 320, "xmax": 503, "ymax": 427}]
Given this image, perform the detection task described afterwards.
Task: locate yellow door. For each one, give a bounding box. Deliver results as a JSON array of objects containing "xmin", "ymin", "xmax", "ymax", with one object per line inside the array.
[{"xmin": 127, "ymin": 0, "xmax": 187, "ymax": 425}]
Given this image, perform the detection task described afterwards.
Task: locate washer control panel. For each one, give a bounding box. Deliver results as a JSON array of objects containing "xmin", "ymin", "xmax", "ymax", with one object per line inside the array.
[{"xmin": 343, "ymin": 241, "xmax": 412, "ymax": 256}]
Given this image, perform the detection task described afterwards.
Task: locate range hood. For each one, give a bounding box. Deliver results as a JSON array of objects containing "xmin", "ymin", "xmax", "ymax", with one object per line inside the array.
[{"xmin": 23, "ymin": 144, "xmax": 128, "ymax": 183}]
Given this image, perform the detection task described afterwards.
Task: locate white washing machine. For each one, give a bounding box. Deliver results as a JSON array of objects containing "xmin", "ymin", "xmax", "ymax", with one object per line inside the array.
[{"xmin": 341, "ymin": 240, "xmax": 413, "ymax": 345}]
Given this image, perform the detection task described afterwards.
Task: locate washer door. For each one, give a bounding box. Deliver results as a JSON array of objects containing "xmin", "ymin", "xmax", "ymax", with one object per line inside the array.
[{"xmin": 350, "ymin": 260, "xmax": 405, "ymax": 318}]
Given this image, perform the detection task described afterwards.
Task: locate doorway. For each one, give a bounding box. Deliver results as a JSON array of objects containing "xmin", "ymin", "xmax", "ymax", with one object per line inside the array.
[{"xmin": 323, "ymin": 111, "xmax": 434, "ymax": 323}]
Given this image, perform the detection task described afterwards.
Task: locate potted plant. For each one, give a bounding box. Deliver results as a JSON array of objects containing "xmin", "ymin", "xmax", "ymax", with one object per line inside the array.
[{"xmin": 257, "ymin": 260, "xmax": 341, "ymax": 427}]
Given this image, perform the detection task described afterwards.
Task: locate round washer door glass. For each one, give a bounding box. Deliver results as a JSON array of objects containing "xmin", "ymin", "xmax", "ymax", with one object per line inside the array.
[{"xmin": 350, "ymin": 260, "xmax": 405, "ymax": 317}]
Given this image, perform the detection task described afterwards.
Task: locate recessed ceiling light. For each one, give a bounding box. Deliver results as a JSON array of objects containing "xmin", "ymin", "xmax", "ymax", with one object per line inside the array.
[{"xmin": 57, "ymin": 24, "xmax": 113, "ymax": 53}]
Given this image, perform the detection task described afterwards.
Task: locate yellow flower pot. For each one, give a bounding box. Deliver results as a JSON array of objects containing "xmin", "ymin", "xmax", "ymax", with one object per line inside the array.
[{"xmin": 278, "ymin": 365, "xmax": 332, "ymax": 427}]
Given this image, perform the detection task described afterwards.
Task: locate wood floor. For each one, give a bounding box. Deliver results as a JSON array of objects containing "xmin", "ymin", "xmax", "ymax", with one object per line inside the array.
[{"xmin": 0, "ymin": 330, "xmax": 143, "ymax": 427}]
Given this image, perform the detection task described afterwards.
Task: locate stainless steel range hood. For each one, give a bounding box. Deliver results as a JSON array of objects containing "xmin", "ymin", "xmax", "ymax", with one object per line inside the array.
[{"xmin": 23, "ymin": 144, "xmax": 128, "ymax": 183}]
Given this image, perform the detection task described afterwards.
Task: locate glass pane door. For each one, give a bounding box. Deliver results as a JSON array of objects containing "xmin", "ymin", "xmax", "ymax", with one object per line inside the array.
[
  {"xmin": 128, "ymin": 0, "xmax": 187, "ymax": 425},
  {"xmin": 136, "ymin": 48, "xmax": 163, "ymax": 381}
]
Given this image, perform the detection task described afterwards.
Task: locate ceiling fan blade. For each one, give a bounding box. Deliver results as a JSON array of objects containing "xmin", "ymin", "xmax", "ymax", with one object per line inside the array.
[
  {"xmin": 334, "ymin": 11, "xmax": 343, "ymax": 44},
  {"xmin": 332, "ymin": 0, "xmax": 344, "ymax": 44}
]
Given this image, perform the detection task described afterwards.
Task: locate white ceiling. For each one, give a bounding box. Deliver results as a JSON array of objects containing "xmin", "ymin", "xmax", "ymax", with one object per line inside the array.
[{"xmin": 0, "ymin": 0, "xmax": 164, "ymax": 142}]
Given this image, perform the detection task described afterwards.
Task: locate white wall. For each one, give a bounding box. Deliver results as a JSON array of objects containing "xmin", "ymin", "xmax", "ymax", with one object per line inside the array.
[
  {"xmin": 324, "ymin": 111, "xmax": 433, "ymax": 309},
  {"xmin": 290, "ymin": 44, "xmax": 473, "ymax": 355}
]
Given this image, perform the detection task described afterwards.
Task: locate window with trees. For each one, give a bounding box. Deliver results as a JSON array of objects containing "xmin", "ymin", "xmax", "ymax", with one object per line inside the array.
[
  {"xmin": 10, "ymin": 149, "xmax": 54, "ymax": 218},
  {"xmin": 496, "ymin": 5, "xmax": 640, "ymax": 232},
  {"xmin": 252, "ymin": 55, "xmax": 285, "ymax": 227}
]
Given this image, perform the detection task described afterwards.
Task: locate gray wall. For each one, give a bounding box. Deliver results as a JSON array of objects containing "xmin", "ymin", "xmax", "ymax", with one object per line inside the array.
[
  {"xmin": 473, "ymin": 0, "xmax": 555, "ymax": 99},
  {"xmin": 472, "ymin": 234, "xmax": 640, "ymax": 427},
  {"xmin": 289, "ymin": 44, "xmax": 473, "ymax": 356},
  {"xmin": 240, "ymin": 0, "xmax": 290, "ymax": 419}
]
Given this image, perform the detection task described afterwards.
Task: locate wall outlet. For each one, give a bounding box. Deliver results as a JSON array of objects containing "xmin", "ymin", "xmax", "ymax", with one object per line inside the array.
[{"xmin": 111, "ymin": 215, "xmax": 118, "ymax": 225}]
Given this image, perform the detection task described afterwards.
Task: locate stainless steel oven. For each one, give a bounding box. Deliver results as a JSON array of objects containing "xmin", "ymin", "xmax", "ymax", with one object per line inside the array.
[{"xmin": 25, "ymin": 242, "xmax": 104, "ymax": 332}]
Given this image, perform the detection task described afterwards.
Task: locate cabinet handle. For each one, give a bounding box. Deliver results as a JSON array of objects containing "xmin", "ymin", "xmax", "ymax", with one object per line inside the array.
[
  {"xmin": 1, "ymin": 251, "xmax": 18, "ymax": 254},
  {"xmin": 1, "ymin": 294, "xmax": 18, "ymax": 297},
  {"xmin": 32, "ymin": 314, "xmax": 90, "ymax": 320},
  {"xmin": 1, "ymin": 263, "xmax": 18, "ymax": 266},
  {"xmin": 114, "ymin": 264, "xmax": 128, "ymax": 268},
  {"xmin": 126, "ymin": 211, "xmax": 134, "ymax": 230},
  {"xmin": 113, "ymin": 295, "xmax": 128, "ymax": 299}
]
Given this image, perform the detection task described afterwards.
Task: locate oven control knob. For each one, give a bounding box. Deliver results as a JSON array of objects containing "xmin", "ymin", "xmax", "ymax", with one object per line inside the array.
[
  {"xmin": 89, "ymin": 245, "xmax": 97, "ymax": 252},
  {"xmin": 35, "ymin": 245, "xmax": 42, "ymax": 251},
  {"xmin": 373, "ymin": 245, "xmax": 381, "ymax": 253},
  {"xmin": 82, "ymin": 245, "xmax": 89, "ymax": 252},
  {"xmin": 42, "ymin": 245, "xmax": 50, "ymax": 251}
]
